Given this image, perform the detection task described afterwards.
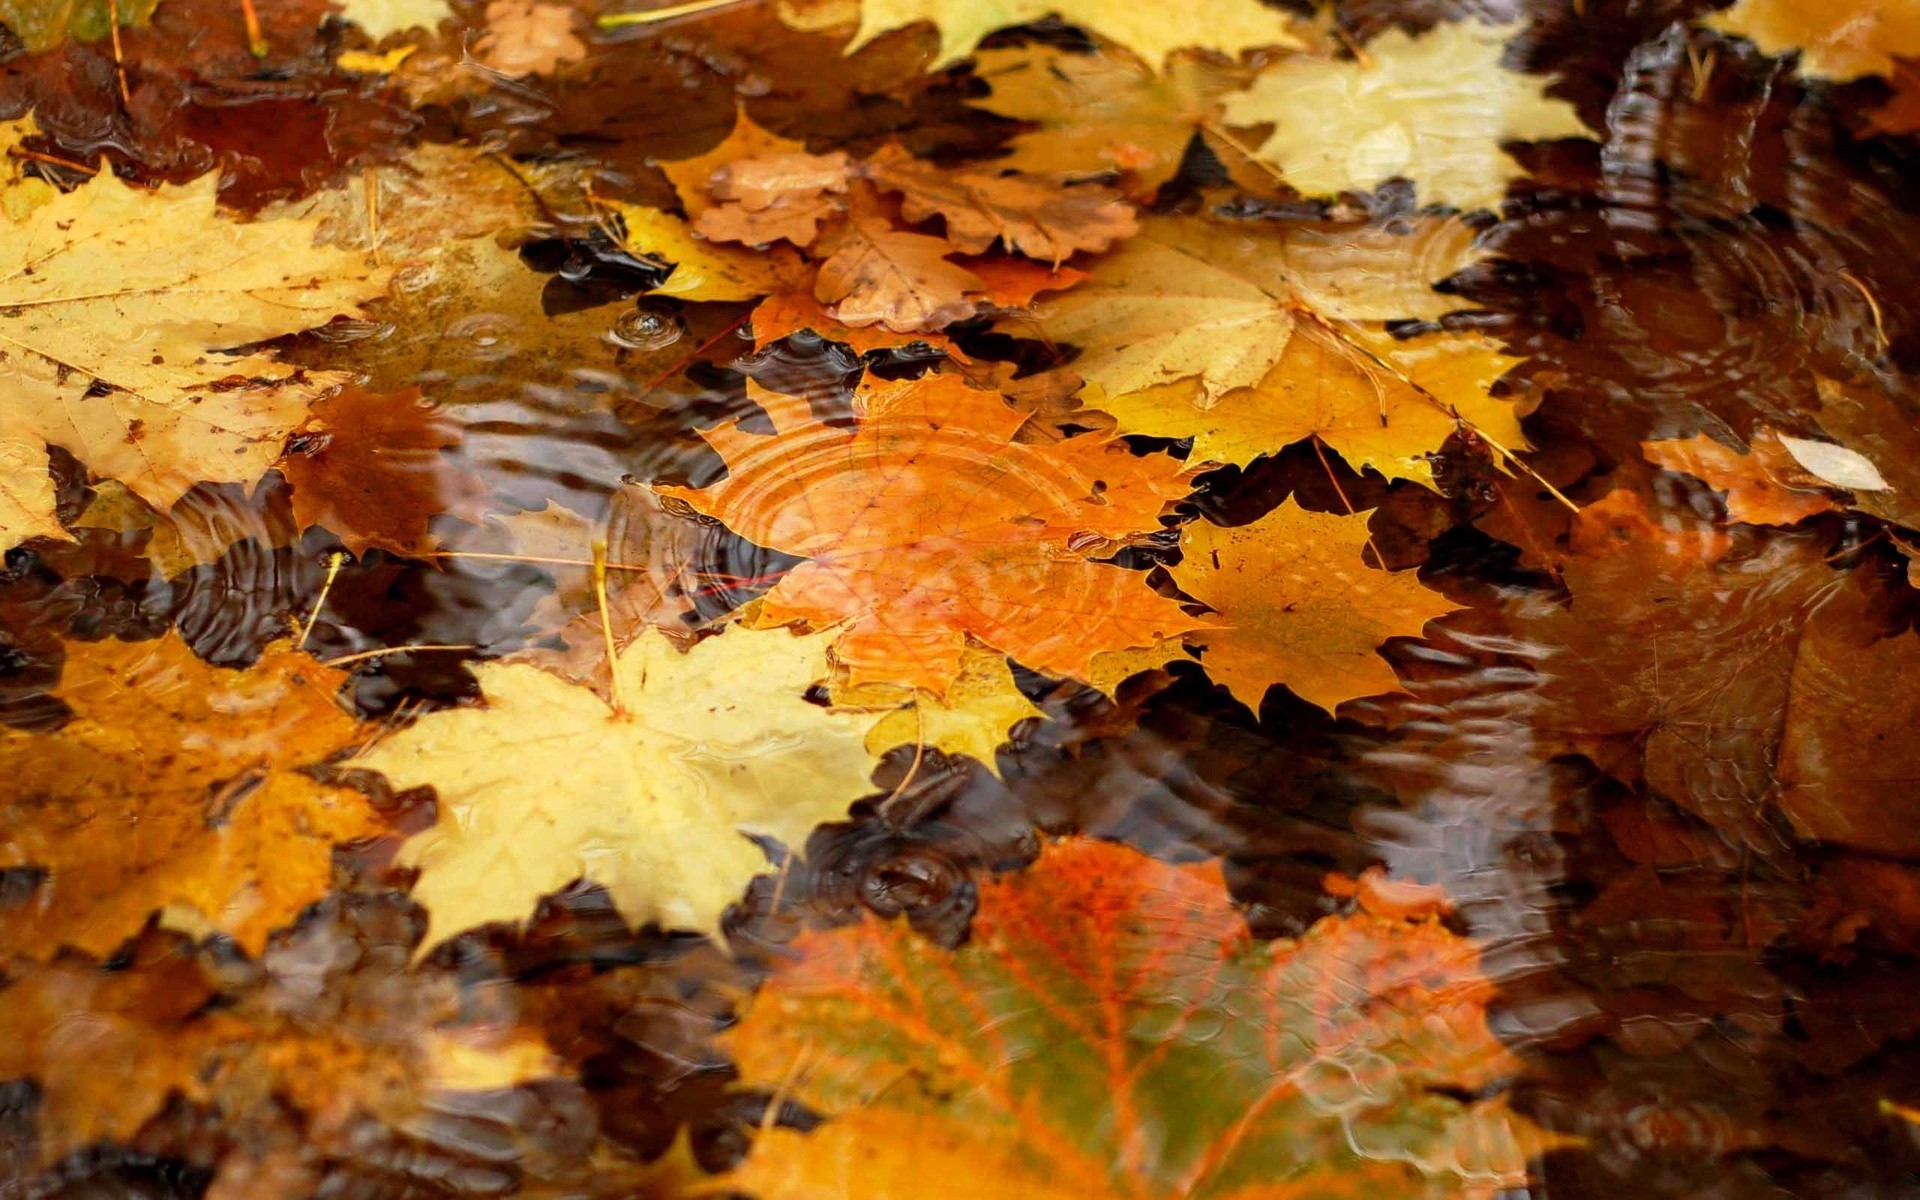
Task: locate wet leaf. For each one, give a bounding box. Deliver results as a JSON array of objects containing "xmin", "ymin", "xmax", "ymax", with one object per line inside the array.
[
  {"xmin": 835, "ymin": 646, "xmax": 1045, "ymax": 774},
  {"xmin": 336, "ymin": 0, "xmax": 451, "ymax": 39},
  {"xmin": 1642, "ymin": 430, "xmax": 1840, "ymax": 526},
  {"xmin": 1220, "ymin": 21, "xmax": 1588, "ymax": 210},
  {"xmin": 0, "ymin": 172, "xmax": 390, "ymax": 553},
  {"xmin": 278, "ymin": 385, "xmax": 492, "ymax": 559},
  {"xmin": 0, "ymin": 0, "xmax": 157, "ymax": 53},
  {"xmin": 812, "ymin": 203, "xmax": 987, "ymax": 329},
  {"xmin": 474, "ymin": 0, "xmax": 588, "ymax": 77},
  {"xmin": 658, "ymin": 374, "xmax": 1201, "ymax": 694},
  {"xmin": 1169, "ymin": 498, "xmax": 1462, "ymax": 715},
  {"xmin": 722, "ymin": 837, "xmax": 1563, "ymax": 1198},
  {"xmin": 1702, "ymin": 0, "xmax": 1920, "ymax": 81},
  {"xmin": 0, "ymin": 633, "xmax": 383, "ymax": 958},
  {"xmin": 811, "ymin": 0, "xmax": 1304, "ymax": 70},
  {"xmin": 616, "ymin": 201, "xmax": 816, "ymax": 302},
  {"xmin": 865, "ymin": 144, "xmax": 1138, "ymax": 265},
  {"xmin": 357, "ymin": 623, "xmax": 882, "ymax": 948}
]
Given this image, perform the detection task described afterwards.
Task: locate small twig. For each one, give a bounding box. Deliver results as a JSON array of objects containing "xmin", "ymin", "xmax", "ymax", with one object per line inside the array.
[
  {"xmin": 1310, "ymin": 436, "xmax": 1384, "ymax": 567},
  {"xmin": 597, "ymin": 0, "xmax": 755, "ymax": 31},
  {"xmin": 107, "ymin": 0, "xmax": 131, "ymax": 104},
  {"xmin": 1838, "ymin": 269, "xmax": 1888, "ymax": 351},
  {"xmin": 593, "ymin": 539, "xmax": 631, "ymax": 716},
  {"xmin": 298, "ymin": 552, "xmax": 347, "ymax": 650},
  {"xmin": 1197, "ymin": 120, "xmax": 1288, "ymax": 188},
  {"xmin": 8, "ymin": 147, "xmax": 99, "ymax": 176},
  {"xmin": 1882, "ymin": 1098, "xmax": 1920, "ymax": 1127},
  {"xmin": 239, "ymin": 0, "xmax": 268, "ymax": 56},
  {"xmin": 877, "ymin": 701, "xmax": 927, "ymax": 827},
  {"xmin": 320, "ymin": 644, "xmax": 477, "ymax": 668}
]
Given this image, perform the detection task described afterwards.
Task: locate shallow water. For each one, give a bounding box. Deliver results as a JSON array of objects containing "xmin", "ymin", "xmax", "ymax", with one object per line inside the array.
[{"xmin": 3, "ymin": 0, "xmax": 1920, "ymax": 1196}]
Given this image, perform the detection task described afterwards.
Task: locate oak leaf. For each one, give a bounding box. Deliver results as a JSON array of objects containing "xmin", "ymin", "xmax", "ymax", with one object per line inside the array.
[
  {"xmin": 815, "ymin": 0, "xmax": 1303, "ymax": 71},
  {"xmin": 0, "ymin": 911, "xmax": 562, "ymax": 1173},
  {"xmin": 969, "ymin": 45, "xmax": 1243, "ymax": 197},
  {"xmin": 1169, "ymin": 498, "xmax": 1461, "ymax": 715},
  {"xmin": 0, "ymin": 171, "xmax": 390, "ymax": 553},
  {"xmin": 473, "ymin": 0, "xmax": 587, "ymax": 77},
  {"xmin": 661, "ymin": 108, "xmax": 812, "ymax": 222},
  {"xmin": 356, "ymin": 624, "xmax": 882, "ymax": 948},
  {"xmin": 812, "ymin": 205, "xmax": 986, "ymax": 331},
  {"xmin": 658, "ymin": 376, "xmax": 1201, "ymax": 694},
  {"xmin": 278, "ymin": 384, "xmax": 491, "ymax": 559},
  {"xmin": 1702, "ymin": 0, "xmax": 1920, "ymax": 80},
  {"xmin": 834, "ymin": 647, "xmax": 1044, "ymax": 774},
  {"xmin": 0, "ymin": 0, "xmax": 157, "ymax": 51},
  {"xmin": 1012, "ymin": 211, "xmax": 1483, "ymax": 405},
  {"xmin": 1092, "ymin": 322, "xmax": 1528, "ymax": 486},
  {"xmin": 697, "ymin": 150, "xmax": 853, "ymax": 248},
  {"xmin": 1642, "ymin": 430, "xmax": 1840, "ymax": 526},
  {"xmin": 722, "ymin": 838, "xmax": 1563, "ymax": 1200},
  {"xmin": 0, "ymin": 633, "xmax": 384, "ymax": 958},
  {"xmin": 1220, "ymin": 22, "xmax": 1588, "ymax": 211},
  {"xmin": 865, "ymin": 144, "xmax": 1137, "ymax": 266}
]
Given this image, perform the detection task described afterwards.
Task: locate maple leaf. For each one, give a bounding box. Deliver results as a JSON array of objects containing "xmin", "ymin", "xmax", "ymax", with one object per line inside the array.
[
  {"xmin": 657, "ymin": 375, "xmax": 1201, "ymax": 694},
  {"xmin": 473, "ymin": 0, "xmax": 588, "ymax": 77},
  {"xmin": 0, "ymin": 0, "xmax": 157, "ymax": 52},
  {"xmin": 661, "ymin": 107, "xmax": 813, "ymax": 221},
  {"xmin": 812, "ymin": 202, "xmax": 986, "ymax": 331},
  {"xmin": 0, "ymin": 909, "xmax": 562, "ymax": 1174},
  {"xmin": 834, "ymin": 647, "xmax": 1044, "ymax": 774},
  {"xmin": 1702, "ymin": 0, "xmax": 1920, "ymax": 80},
  {"xmin": 335, "ymin": 0, "xmax": 451, "ymax": 39},
  {"xmin": 277, "ymin": 384, "xmax": 492, "ymax": 559},
  {"xmin": 750, "ymin": 291, "xmax": 964, "ymax": 358},
  {"xmin": 811, "ymin": 0, "xmax": 1304, "ymax": 71},
  {"xmin": 697, "ymin": 150, "xmax": 854, "ymax": 248},
  {"xmin": 0, "ymin": 633, "xmax": 384, "ymax": 959},
  {"xmin": 616, "ymin": 201, "xmax": 817, "ymax": 302},
  {"xmin": 356, "ymin": 623, "xmax": 882, "ymax": 948},
  {"xmin": 0, "ymin": 171, "xmax": 390, "ymax": 554},
  {"xmin": 1093, "ymin": 321, "xmax": 1529, "ymax": 486},
  {"xmin": 1169, "ymin": 498, "xmax": 1461, "ymax": 715},
  {"xmin": 864, "ymin": 145, "xmax": 1137, "ymax": 267},
  {"xmin": 1643, "ymin": 430, "xmax": 1840, "ymax": 526},
  {"xmin": 1220, "ymin": 21, "xmax": 1589, "ymax": 211},
  {"xmin": 721, "ymin": 838, "xmax": 1564, "ymax": 1199},
  {"xmin": 1012, "ymin": 211, "xmax": 1483, "ymax": 404}
]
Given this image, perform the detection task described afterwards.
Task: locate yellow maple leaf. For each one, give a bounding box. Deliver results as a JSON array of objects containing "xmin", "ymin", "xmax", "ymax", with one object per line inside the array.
[
  {"xmin": 814, "ymin": 0, "xmax": 1302, "ymax": 70},
  {"xmin": 335, "ymin": 0, "xmax": 452, "ymax": 39},
  {"xmin": 357, "ymin": 624, "xmax": 882, "ymax": 948},
  {"xmin": 660, "ymin": 107, "xmax": 811, "ymax": 221},
  {"xmin": 836, "ymin": 647, "xmax": 1045, "ymax": 774},
  {"xmin": 1170, "ymin": 499, "xmax": 1461, "ymax": 714},
  {"xmin": 1703, "ymin": 0, "xmax": 1920, "ymax": 81},
  {"xmin": 0, "ymin": 172, "xmax": 390, "ymax": 553},
  {"xmin": 1092, "ymin": 322, "xmax": 1528, "ymax": 486},
  {"xmin": 0, "ymin": 634, "xmax": 384, "ymax": 959},
  {"xmin": 1220, "ymin": 21, "xmax": 1589, "ymax": 211},
  {"xmin": 614, "ymin": 201, "xmax": 816, "ymax": 302},
  {"xmin": 1011, "ymin": 211, "xmax": 1482, "ymax": 404}
]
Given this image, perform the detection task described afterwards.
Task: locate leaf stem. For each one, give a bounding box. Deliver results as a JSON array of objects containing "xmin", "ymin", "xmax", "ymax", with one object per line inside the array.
[{"xmin": 597, "ymin": 0, "xmax": 755, "ymax": 30}]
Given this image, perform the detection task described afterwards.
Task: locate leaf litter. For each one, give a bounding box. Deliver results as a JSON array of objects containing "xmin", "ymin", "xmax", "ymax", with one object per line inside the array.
[{"xmin": 3, "ymin": 1, "xmax": 1920, "ymax": 1197}]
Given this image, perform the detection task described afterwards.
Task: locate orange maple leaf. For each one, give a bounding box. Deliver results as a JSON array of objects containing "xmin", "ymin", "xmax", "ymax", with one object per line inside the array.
[
  {"xmin": 721, "ymin": 838, "xmax": 1567, "ymax": 1199},
  {"xmin": 866, "ymin": 144, "xmax": 1138, "ymax": 266},
  {"xmin": 657, "ymin": 373, "xmax": 1201, "ymax": 694}
]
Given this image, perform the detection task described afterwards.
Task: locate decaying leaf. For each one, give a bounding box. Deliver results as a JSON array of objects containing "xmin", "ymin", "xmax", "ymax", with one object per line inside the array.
[
  {"xmin": 357, "ymin": 624, "xmax": 882, "ymax": 948},
  {"xmin": 1170, "ymin": 498, "xmax": 1461, "ymax": 715},
  {"xmin": 474, "ymin": 0, "xmax": 588, "ymax": 77},
  {"xmin": 0, "ymin": 634, "xmax": 383, "ymax": 959},
  {"xmin": 0, "ymin": 0, "xmax": 157, "ymax": 52},
  {"xmin": 1092, "ymin": 322, "xmax": 1527, "ymax": 486},
  {"xmin": 1702, "ymin": 0, "xmax": 1920, "ymax": 80},
  {"xmin": 814, "ymin": 0, "xmax": 1304, "ymax": 71},
  {"xmin": 278, "ymin": 385, "xmax": 491, "ymax": 559},
  {"xmin": 969, "ymin": 45, "xmax": 1243, "ymax": 197},
  {"xmin": 835, "ymin": 647, "xmax": 1045, "ymax": 773},
  {"xmin": 865, "ymin": 144, "xmax": 1137, "ymax": 266},
  {"xmin": 722, "ymin": 837, "xmax": 1563, "ymax": 1199},
  {"xmin": 658, "ymin": 376, "xmax": 1201, "ymax": 694},
  {"xmin": 1012, "ymin": 211, "xmax": 1483, "ymax": 405},
  {"xmin": 1220, "ymin": 21, "xmax": 1589, "ymax": 211},
  {"xmin": 0, "ymin": 172, "xmax": 390, "ymax": 553},
  {"xmin": 1643, "ymin": 430, "xmax": 1841, "ymax": 526},
  {"xmin": 335, "ymin": 0, "xmax": 451, "ymax": 39}
]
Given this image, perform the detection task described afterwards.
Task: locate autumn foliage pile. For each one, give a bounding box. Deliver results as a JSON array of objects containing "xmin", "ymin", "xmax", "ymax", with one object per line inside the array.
[{"xmin": 3, "ymin": 0, "xmax": 1920, "ymax": 1195}]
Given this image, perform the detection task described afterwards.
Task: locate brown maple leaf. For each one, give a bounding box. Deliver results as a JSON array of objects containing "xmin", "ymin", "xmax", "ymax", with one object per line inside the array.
[
  {"xmin": 473, "ymin": 0, "xmax": 588, "ymax": 77},
  {"xmin": 813, "ymin": 201, "xmax": 987, "ymax": 332},
  {"xmin": 0, "ymin": 633, "xmax": 384, "ymax": 959},
  {"xmin": 278, "ymin": 385, "xmax": 492, "ymax": 559},
  {"xmin": 657, "ymin": 374, "xmax": 1201, "ymax": 694},
  {"xmin": 866, "ymin": 144, "xmax": 1138, "ymax": 266}
]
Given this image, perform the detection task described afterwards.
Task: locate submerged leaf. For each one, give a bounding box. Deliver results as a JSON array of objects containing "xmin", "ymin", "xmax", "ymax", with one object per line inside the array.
[{"xmin": 818, "ymin": 0, "xmax": 1303, "ymax": 70}]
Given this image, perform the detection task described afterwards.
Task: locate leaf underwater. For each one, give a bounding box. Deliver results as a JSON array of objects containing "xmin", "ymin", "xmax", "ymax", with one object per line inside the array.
[
  {"xmin": 356, "ymin": 624, "xmax": 883, "ymax": 948},
  {"xmin": 722, "ymin": 838, "xmax": 1568, "ymax": 1199}
]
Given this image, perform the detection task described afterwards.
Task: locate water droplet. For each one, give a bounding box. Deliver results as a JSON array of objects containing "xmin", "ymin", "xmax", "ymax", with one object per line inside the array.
[{"xmin": 611, "ymin": 303, "xmax": 686, "ymax": 351}]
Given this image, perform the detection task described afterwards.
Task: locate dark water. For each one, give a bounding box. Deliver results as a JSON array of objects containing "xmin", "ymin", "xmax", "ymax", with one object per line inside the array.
[{"xmin": 4, "ymin": 0, "xmax": 1920, "ymax": 1196}]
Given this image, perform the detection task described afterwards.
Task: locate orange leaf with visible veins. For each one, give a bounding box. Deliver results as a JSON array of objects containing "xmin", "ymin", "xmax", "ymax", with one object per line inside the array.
[
  {"xmin": 696, "ymin": 150, "xmax": 853, "ymax": 248},
  {"xmin": 813, "ymin": 204, "xmax": 986, "ymax": 332},
  {"xmin": 866, "ymin": 144, "xmax": 1138, "ymax": 267},
  {"xmin": 278, "ymin": 385, "xmax": 491, "ymax": 559},
  {"xmin": 658, "ymin": 374, "xmax": 1201, "ymax": 694},
  {"xmin": 1642, "ymin": 429, "xmax": 1838, "ymax": 526},
  {"xmin": 720, "ymin": 838, "xmax": 1566, "ymax": 1200}
]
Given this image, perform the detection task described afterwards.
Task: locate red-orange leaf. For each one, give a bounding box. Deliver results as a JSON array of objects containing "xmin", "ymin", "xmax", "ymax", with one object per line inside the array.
[
  {"xmin": 658, "ymin": 373, "xmax": 1201, "ymax": 694},
  {"xmin": 722, "ymin": 838, "xmax": 1565, "ymax": 1199}
]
